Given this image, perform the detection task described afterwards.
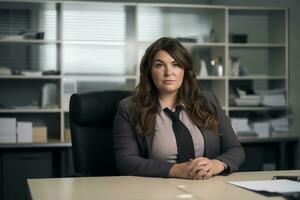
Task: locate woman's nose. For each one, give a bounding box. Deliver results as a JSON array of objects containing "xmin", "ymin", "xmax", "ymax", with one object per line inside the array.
[{"xmin": 164, "ymin": 65, "xmax": 173, "ymax": 76}]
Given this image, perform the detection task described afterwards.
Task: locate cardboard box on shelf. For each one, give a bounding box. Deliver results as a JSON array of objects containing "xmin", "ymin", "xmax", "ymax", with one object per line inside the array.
[{"xmin": 32, "ymin": 127, "xmax": 48, "ymax": 142}]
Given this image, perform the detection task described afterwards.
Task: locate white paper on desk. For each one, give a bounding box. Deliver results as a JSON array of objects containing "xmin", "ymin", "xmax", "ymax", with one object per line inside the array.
[{"xmin": 228, "ymin": 180, "xmax": 300, "ymax": 193}]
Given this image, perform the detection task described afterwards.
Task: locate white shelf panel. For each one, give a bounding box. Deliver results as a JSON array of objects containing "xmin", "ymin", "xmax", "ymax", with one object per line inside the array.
[
  {"xmin": 63, "ymin": 74, "xmax": 136, "ymax": 79},
  {"xmin": 0, "ymin": 75, "xmax": 62, "ymax": 80},
  {"xmin": 196, "ymin": 76, "xmax": 226, "ymax": 80},
  {"xmin": 228, "ymin": 7, "xmax": 286, "ymax": 11},
  {"xmin": 0, "ymin": 40, "xmax": 61, "ymax": 44},
  {"xmin": 138, "ymin": 41, "xmax": 225, "ymax": 47},
  {"xmin": 228, "ymin": 76, "xmax": 286, "ymax": 80},
  {"xmin": 0, "ymin": 109, "xmax": 62, "ymax": 113},
  {"xmin": 139, "ymin": 3, "xmax": 225, "ymax": 9},
  {"xmin": 229, "ymin": 106, "xmax": 288, "ymax": 111},
  {"xmin": 183, "ymin": 42, "xmax": 226, "ymax": 47},
  {"xmin": 63, "ymin": 40, "xmax": 126, "ymax": 46},
  {"xmin": 229, "ymin": 43, "xmax": 285, "ymax": 48}
]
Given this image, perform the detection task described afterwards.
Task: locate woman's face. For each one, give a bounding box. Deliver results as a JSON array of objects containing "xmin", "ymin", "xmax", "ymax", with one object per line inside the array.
[{"xmin": 151, "ymin": 50, "xmax": 185, "ymax": 96}]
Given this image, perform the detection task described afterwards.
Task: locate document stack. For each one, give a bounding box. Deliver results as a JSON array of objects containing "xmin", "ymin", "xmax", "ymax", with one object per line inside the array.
[
  {"xmin": 261, "ymin": 89, "xmax": 286, "ymax": 106},
  {"xmin": 234, "ymin": 88, "xmax": 262, "ymax": 106},
  {"xmin": 0, "ymin": 118, "xmax": 17, "ymax": 142},
  {"xmin": 231, "ymin": 118, "xmax": 256, "ymax": 136},
  {"xmin": 270, "ymin": 117, "xmax": 289, "ymax": 135},
  {"xmin": 252, "ymin": 121, "xmax": 270, "ymax": 138},
  {"xmin": 235, "ymin": 95, "xmax": 262, "ymax": 106}
]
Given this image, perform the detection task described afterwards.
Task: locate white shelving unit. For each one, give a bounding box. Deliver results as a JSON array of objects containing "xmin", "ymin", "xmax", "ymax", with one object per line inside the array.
[{"xmin": 0, "ymin": 1, "xmax": 289, "ymax": 142}]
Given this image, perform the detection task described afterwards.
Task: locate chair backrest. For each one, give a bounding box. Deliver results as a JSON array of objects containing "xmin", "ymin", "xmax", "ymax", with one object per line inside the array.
[{"xmin": 69, "ymin": 90, "xmax": 131, "ymax": 176}]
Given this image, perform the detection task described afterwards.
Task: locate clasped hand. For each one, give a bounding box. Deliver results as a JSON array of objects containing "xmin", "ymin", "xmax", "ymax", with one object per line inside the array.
[{"xmin": 169, "ymin": 157, "xmax": 225, "ymax": 180}]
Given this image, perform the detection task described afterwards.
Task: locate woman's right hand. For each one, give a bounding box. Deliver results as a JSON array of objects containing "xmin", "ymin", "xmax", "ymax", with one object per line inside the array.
[
  {"xmin": 168, "ymin": 160, "xmax": 194, "ymax": 179},
  {"xmin": 168, "ymin": 157, "xmax": 225, "ymax": 179}
]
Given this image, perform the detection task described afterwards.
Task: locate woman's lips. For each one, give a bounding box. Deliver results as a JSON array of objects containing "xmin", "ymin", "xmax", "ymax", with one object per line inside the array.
[{"xmin": 163, "ymin": 80, "xmax": 175, "ymax": 84}]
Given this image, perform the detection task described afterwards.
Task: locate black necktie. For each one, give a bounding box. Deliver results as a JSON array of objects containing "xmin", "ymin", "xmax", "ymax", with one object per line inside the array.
[{"xmin": 163, "ymin": 107, "xmax": 195, "ymax": 163}]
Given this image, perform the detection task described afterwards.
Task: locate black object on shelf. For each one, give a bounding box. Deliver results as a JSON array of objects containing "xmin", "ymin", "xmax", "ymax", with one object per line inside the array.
[
  {"xmin": 230, "ymin": 33, "xmax": 248, "ymax": 43},
  {"xmin": 20, "ymin": 31, "xmax": 45, "ymax": 40},
  {"xmin": 176, "ymin": 37, "xmax": 197, "ymax": 43},
  {"xmin": 42, "ymin": 70, "xmax": 61, "ymax": 75}
]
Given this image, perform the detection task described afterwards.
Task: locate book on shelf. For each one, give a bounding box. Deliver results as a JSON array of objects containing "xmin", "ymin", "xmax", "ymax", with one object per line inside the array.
[
  {"xmin": 17, "ymin": 121, "xmax": 32, "ymax": 143},
  {"xmin": 0, "ymin": 118, "xmax": 17, "ymax": 143}
]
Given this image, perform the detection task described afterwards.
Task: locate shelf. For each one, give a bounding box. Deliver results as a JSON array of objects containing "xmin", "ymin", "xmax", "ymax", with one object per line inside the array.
[
  {"xmin": 0, "ymin": 109, "xmax": 61, "ymax": 113},
  {"xmin": 0, "ymin": 140, "xmax": 71, "ymax": 148},
  {"xmin": 228, "ymin": 106, "xmax": 288, "ymax": 111},
  {"xmin": 181, "ymin": 42, "xmax": 226, "ymax": 47},
  {"xmin": 238, "ymin": 135, "xmax": 299, "ymax": 144},
  {"xmin": 228, "ymin": 76, "xmax": 286, "ymax": 80},
  {"xmin": 229, "ymin": 43, "xmax": 285, "ymax": 47},
  {"xmin": 138, "ymin": 41, "xmax": 226, "ymax": 47},
  {"xmin": 0, "ymin": 75, "xmax": 62, "ymax": 80},
  {"xmin": 63, "ymin": 40, "xmax": 126, "ymax": 46},
  {"xmin": 0, "ymin": 40, "xmax": 61, "ymax": 44},
  {"xmin": 63, "ymin": 74, "xmax": 136, "ymax": 79},
  {"xmin": 196, "ymin": 76, "xmax": 225, "ymax": 80}
]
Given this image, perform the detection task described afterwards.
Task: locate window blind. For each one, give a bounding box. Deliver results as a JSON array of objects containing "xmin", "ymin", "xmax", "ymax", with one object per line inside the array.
[{"xmin": 62, "ymin": 3, "xmax": 127, "ymax": 74}]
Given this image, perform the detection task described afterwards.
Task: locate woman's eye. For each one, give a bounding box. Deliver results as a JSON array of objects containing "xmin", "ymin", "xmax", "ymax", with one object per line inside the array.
[
  {"xmin": 173, "ymin": 63, "xmax": 179, "ymax": 67},
  {"xmin": 154, "ymin": 63, "xmax": 163, "ymax": 68}
]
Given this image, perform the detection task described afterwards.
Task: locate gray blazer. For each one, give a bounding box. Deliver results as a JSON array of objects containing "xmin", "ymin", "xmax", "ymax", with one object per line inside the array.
[{"xmin": 113, "ymin": 90, "xmax": 245, "ymax": 178}]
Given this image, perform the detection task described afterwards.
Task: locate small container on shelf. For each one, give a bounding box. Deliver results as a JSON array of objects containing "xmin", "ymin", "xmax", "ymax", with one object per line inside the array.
[{"xmin": 210, "ymin": 57, "xmax": 223, "ymax": 77}]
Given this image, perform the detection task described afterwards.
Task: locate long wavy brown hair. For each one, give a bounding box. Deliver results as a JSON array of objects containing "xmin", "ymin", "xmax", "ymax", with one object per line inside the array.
[{"xmin": 132, "ymin": 37, "xmax": 219, "ymax": 136}]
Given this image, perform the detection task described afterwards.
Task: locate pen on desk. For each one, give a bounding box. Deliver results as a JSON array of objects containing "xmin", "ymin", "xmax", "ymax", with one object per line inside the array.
[{"xmin": 272, "ymin": 176, "xmax": 300, "ymax": 182}]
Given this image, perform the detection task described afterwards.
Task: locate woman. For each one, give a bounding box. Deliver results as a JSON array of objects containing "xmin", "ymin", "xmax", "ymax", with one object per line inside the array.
[{"xmin": 113, "ymin": 37, "xmax": 245, "ymax": 179}]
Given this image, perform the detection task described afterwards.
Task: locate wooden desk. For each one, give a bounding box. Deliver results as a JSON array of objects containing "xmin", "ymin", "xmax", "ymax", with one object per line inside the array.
[{"xmin": 28, "ymin": 170, "xmax": 300, "ymax": 200}]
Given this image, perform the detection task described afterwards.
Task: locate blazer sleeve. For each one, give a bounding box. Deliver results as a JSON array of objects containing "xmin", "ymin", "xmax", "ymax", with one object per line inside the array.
[
  {"xmin": 205, "ymin": 91, "xmax": 245, "ymax": 173},
  {"xmin": 113, "ymin": 98, "xmax": 174, "ymax": 178}
]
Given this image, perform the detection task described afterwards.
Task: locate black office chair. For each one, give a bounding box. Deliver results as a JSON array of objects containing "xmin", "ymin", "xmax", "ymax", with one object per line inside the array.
[{"xmin": 69, "ymin": 90, "xmax": 131, "ymax": 176}]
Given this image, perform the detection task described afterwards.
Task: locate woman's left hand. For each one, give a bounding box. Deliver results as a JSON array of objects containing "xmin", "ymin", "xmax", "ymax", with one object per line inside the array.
[{"xmin": 189, "ymin": 157, "xmax": 225, "ymax": 180}]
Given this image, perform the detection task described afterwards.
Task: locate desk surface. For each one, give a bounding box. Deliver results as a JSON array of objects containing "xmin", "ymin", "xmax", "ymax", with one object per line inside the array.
[{"xmin": 28, "ymin": 170, "xmax": 300, "ymax": 200}]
